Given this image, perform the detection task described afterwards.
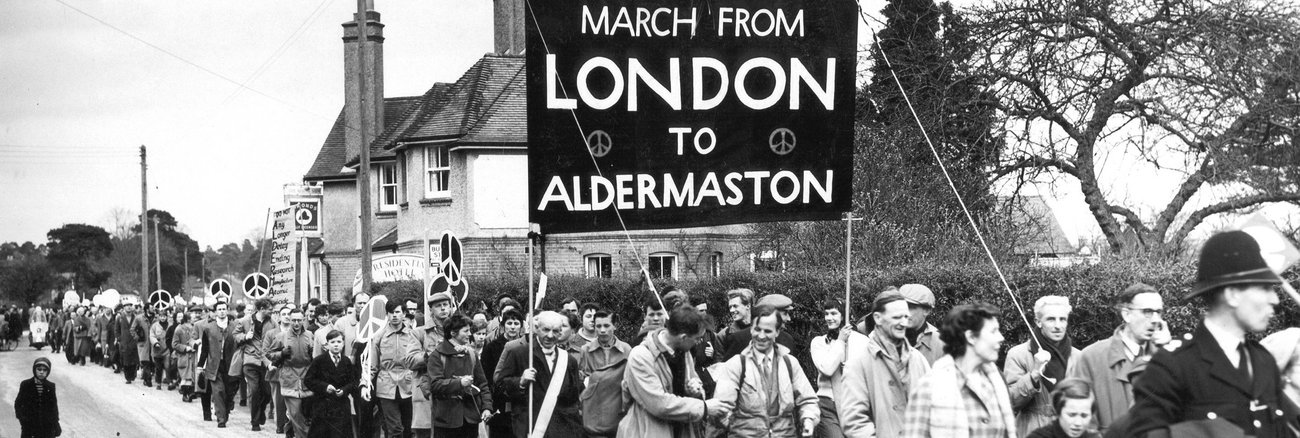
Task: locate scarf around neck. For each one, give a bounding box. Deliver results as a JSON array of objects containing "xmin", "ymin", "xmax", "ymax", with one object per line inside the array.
[{"xmin": 1028, "ymin": 326, "xmax": 1072, "ymax": 390}]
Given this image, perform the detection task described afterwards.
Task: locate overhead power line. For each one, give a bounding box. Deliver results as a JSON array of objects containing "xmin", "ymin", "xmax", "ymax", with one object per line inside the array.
[{"xmin": 52, "ymin": 0, "xmax": 336, "ymax": 123}]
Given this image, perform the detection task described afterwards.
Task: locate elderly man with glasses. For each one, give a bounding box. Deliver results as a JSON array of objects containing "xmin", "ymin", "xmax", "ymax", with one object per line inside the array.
[{"xmin": 1067, "ymin": 283, "xmax": 1170, "ymax": 433}]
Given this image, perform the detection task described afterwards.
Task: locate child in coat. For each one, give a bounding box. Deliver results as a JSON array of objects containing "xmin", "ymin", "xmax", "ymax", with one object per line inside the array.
[{"xmin": 14, "ymin": 357, "xmax": 61, "ymax": 437}]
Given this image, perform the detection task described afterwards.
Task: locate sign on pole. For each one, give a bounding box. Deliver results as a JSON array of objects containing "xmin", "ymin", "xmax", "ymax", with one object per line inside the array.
[
  {"xmin": 209, "ymin": 280, "xmax": 232, "ymax": 302},
  {"xmin": 243, "ymin": 273, "xmax": 272, "ymax": 301},
  {"xmin": 526, "ymin": 1, "xmax": 857, "ymax": 233},
  {"xmin": 269, "ymin": 207, "xmax": 296, "ymax": 304},
  {"xmin": 289, "ymin": 198, "xmax": 321, "ymax": 238}
]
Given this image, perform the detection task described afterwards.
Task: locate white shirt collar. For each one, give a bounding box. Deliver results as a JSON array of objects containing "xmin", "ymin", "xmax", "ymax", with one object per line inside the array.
[{"xmin": 1204, "ymin": 318, "xmax": 1246, "ymax": 366}]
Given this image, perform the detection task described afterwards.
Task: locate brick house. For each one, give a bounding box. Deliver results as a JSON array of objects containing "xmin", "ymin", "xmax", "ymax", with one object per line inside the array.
[{"xmin": 302, "ymin": 2, "xmax": 756, "ymax": 302}]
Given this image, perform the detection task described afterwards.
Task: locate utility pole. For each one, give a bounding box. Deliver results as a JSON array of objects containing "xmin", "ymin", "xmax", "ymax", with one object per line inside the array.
[
  {"xmin": 356, "ymin": 0, "xmax": 374, "ymax": 297},
  {"xmin": 154, "ymin": 216, "xmax": 163, "ymax": 292},
  {"xmin": 140, "ymin": 145, "xmax": 149, "ymax": 296},
  {"xmin": 183, "ymin": 247, "xmax": 189, "ymax": 300}
]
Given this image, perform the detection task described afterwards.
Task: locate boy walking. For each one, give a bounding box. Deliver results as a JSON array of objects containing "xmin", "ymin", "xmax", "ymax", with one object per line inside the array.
[{"xmin": 15, "ymin": 357, "xmax": 62, "ymax": 437}]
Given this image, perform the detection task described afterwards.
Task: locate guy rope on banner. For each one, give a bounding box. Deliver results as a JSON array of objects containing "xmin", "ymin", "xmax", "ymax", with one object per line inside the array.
[
  {"xmin": 855, "ymin": 1, "xmax": 1041, "ymax": 348},
  {"xmin": 522, "ymin": 2, "xmax": 668, "ymax": 436},
  {"xmin": 523, "ymin": 0, "xmax": 666, "ymax": 312}
]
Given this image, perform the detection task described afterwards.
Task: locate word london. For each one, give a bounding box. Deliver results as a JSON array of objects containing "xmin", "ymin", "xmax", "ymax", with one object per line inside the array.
[{"xmin": 536, "ymin": 170, "xmax": 834, "ymax": 211}]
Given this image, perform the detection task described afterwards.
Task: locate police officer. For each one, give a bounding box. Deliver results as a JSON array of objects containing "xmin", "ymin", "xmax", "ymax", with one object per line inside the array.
[{"xmin": 1128, "ymin": 230, "xmax": 1299, "ymax": 437}]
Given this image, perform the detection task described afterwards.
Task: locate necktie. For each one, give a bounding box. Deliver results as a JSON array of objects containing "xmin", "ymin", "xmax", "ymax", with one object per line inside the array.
[{"xmin": 1238, "ymin": 343, "xmax": 1252, "ymax": 382}]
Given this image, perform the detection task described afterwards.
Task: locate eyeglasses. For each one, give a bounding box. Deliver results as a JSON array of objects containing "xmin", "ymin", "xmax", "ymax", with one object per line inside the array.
[{"xmin": 1126, "ymin": 307, "xmax": 1163, "ymax": 317}]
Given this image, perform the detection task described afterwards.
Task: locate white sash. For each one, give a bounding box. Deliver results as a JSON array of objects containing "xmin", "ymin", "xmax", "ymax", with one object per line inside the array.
[{"xmin": 530, "ymin": 350, "xmax": 569, "ymax": 438}]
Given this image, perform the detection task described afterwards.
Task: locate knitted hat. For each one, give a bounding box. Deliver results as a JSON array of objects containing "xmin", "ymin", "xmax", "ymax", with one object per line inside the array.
[
  {"xmin": 1187, "ymin": 230, "xmax": 1283, "ymax": 299},
  {"xmin": 33, "ymin": 357, "xmax": 51, "ymax": 374}
]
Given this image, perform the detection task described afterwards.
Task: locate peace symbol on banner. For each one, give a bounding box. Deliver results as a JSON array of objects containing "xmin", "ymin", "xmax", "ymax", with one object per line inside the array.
[
  {"xmin": 243, "ymin": 273, "xmax": 271, "ymax": 300},
  {"xmin": 209, "ymin": 279, "xmax": 232, "ymax": 302},
  {"xmin": 769, "ymin": 128, "xmax": 797, "ymax": 155},
  {"xmin": 355, "ymin": 295, "xmax": 389, "ymax": 343},
  {"xmin": 148, "ymin": 289, "xmax": 173, "ymax": 311},
  {"xmin": 586, "ymin": 130, "xmax": 612, "ymax": 158}
]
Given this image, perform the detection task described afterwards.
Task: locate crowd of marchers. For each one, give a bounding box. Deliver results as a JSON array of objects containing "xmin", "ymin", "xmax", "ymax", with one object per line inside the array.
[{"xmin": 13, "ymin": 230, "xmax": 1300, "ymax": 438}]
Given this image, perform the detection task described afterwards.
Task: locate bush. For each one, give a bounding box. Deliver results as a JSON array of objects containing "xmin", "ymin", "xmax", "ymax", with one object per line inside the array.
[{"xmin": 370, "ymin": 261, "xmax": 1299, "ymax": 380}]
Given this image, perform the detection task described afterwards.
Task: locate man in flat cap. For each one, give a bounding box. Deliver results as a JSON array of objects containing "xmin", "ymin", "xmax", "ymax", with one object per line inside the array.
[
  {"xmin": 898, "ymin": 284, "xmax": 946, "ymax": 364},
  {"xmin": 1128, "ymin": 230, "xmax": 1299, "ymax": 438}
]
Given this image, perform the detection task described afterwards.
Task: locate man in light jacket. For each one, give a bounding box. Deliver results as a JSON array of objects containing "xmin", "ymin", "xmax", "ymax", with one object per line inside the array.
[
  {"xmin": 835, "ymin": 291, "xmax": 930, "ymax": 438},
  {"xmin": 1002, "ymin": 295, "xmax": 1080, "ymax": 435},
  {"xmin": 618, "ymin": 306, "xmax": 722, "ymax": 438},
  {"xmin": 578, "ymin": 309, "xmax": 632, "ymax": 438},
  {"xmin": 269, "ymin": 307, "xmax": 315, "ymax": 438},
  {"xmin": 231, "ymin": 299, "xmax": 276, "ymax": 431},
  {"xmin": 363, "ymin": 300, "xmax": 425, "ymax": 438},
  {"xmin": 715, "ymin": 304, "xmax": 819, "ymax": 438}
]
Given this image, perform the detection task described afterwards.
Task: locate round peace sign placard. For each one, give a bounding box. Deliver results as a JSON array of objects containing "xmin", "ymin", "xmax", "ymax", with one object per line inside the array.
[
  {"xmin": 209, "ymin": 279, "xmax": 232, "ymax": 301},
  {"xmin": 243, "ymin": 273, "xmax": 271, "ymax": 300},
  {"xmin": 149, "ymin": 289, "xmax": 173, "ymax": 311}
]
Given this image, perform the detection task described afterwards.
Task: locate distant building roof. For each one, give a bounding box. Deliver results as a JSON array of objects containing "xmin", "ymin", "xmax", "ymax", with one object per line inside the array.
[
  {"xmin": 303, "ymin": 96, "xmax": 423, "ymax": 182},
  {"xmin": 1007, "ymin": 195, "xmax": 1076, "ymax": 256}
]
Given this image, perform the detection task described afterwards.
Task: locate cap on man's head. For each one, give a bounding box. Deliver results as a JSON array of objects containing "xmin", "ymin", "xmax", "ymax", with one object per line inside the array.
[
  {"xmin": 427, "ymin": 292, "xmax": 453, "ymax": 306},
  {"xmin": 1187, "ymin": 230, "xmax": 1284, "ymax": 299},
  {"xmin": 899, "ymin": 284, "xmax": 935, "ymax": 308},
  {"xmin": 755, "ymin": 293, "xmax": 792, "ymax": 310}
]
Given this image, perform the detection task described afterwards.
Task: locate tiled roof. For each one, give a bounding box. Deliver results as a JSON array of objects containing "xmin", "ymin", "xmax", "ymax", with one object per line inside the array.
[
  {"xmin": 309, "ymin": 54, "xmax": 526, "ymax": 178},
  {"xmin": 368, "ymin": 82, "xmax": 453, "ymax": 160},
  {"xmin": 303, "ymin": 96, "xmax": 422, "ymax": 181},
  {"xmin": 1007, "ymin": 196, "xmax": 1076, "ymax": 256},
  {"xmin": 383, "ymin": 55, "xmax": 525, "ymax": 151}
]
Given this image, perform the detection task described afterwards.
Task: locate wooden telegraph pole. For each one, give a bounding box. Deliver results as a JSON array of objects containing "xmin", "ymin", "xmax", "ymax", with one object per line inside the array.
[
  {"xmin": 154, "ymin": 216, "xmax": 163, "ymax": 292},
  {"xmin": 140, "ymin": 145, "xmax": 149, "ymax": 295},
  {"xmin": 356, "ymin": 0, "xmax": 374, "ymax": 296}
]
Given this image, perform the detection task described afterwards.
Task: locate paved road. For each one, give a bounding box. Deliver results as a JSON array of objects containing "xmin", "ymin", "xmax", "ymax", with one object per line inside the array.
[{"xmin": 1, "ymin": 338, "xmax": 273, "ymax": 437}]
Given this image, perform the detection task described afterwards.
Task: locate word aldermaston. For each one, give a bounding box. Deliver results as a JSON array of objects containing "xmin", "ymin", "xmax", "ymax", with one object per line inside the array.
[{"xmin": 536, "ymin": 170, "xmax": 834, "ymax": 211}]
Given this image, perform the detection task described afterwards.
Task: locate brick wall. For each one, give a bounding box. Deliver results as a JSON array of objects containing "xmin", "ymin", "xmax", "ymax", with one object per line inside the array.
[{"xmin": 320, "ymin": 252, "xmax": 360, "ymax": 302}]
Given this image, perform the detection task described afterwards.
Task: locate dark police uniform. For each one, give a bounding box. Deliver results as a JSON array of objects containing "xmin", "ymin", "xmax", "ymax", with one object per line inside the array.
[{"xmin": 1128, "ymin": 323, "xmax": 1299, "ymax": 438}]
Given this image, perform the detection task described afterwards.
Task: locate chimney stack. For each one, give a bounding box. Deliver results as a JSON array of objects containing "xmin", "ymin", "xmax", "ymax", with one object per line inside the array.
[
  {"xmin": 343, "ymin": 7, "xmax": 385, "ymax": 161},
  {"xmin": 494, "ymin": 0, "xmax": 525, "ymax": 55}
]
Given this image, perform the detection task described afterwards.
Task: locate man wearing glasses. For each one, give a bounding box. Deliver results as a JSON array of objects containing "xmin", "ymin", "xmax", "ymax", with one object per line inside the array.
[{"xmin": 1068, "ymin": 282, "xmax": 1171, "ymax": 433}]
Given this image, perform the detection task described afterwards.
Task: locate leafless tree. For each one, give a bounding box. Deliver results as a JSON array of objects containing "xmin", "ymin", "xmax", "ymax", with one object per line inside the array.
[{"xmin": 973, "ymin": 0, "xmax": 1300, "ymax": 254}]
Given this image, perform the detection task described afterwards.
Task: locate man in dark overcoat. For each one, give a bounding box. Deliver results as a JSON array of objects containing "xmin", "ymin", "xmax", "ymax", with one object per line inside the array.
[{"xmin": 1129, "ymin": 230, "xmax": 1300, "ymax": 437}]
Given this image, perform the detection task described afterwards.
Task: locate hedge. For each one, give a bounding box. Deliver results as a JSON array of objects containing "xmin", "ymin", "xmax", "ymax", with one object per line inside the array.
[{"xmin": 367, "ymin": 260, "xmax": 1300, "ymax": 376}]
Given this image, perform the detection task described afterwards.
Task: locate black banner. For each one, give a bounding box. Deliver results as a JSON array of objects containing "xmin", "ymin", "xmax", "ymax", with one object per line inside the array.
[{"xmin": 527, "ymin": 0, "xmax": 857, "ymax": 233}]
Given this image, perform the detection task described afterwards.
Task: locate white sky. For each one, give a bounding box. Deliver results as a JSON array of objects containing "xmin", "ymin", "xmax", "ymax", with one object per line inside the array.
[
  {"xmin": 0, "ymin": 1, "xmax": 494, "ymax": 248},
  {"xmin": 0, "ymin": 0, "xmax": 1274, "ymax": 251}
]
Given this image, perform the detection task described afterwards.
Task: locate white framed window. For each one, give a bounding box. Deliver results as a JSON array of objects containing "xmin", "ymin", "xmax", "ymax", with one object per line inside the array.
[
  {"xmin": 379, "ymin": 164, "xmax": 398, "ymax": 210},
  {"xmin": 649, "ymin": 252, "xmax": 677, "ymax": 280},
  {"xmin": 425, "ymin": 145, "xmax": 451, "ymax": 198},
  {"xmin": 585, "ymin": 254, "xmax": 612, "ymax": 278},
  {"xmin": 309, "ymin": 258, "xmax": 327, "ymax": 300},
  {"xmin": 707, "ymin": 252, "xmax": 722, "ymax": 277}
]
